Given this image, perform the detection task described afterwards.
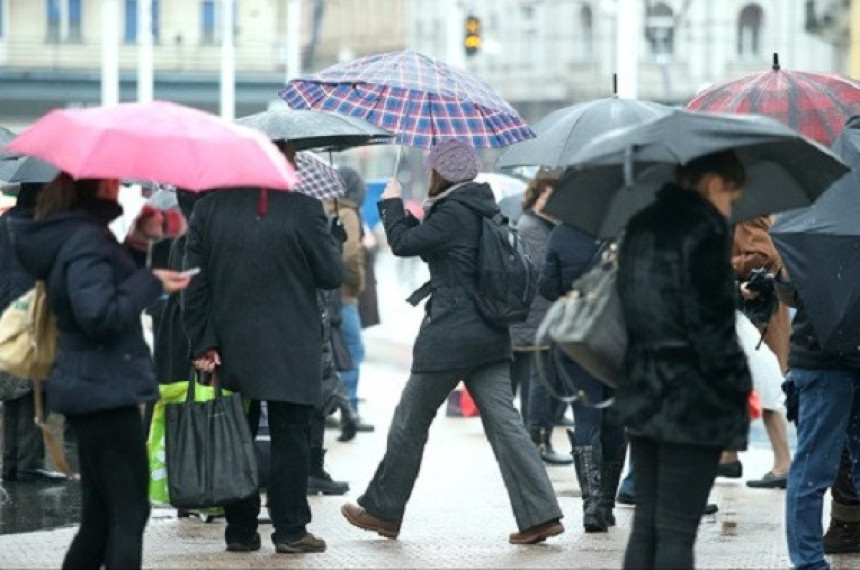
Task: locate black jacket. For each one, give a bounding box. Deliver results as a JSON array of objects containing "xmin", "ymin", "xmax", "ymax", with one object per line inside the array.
[
  {"xmin": 182, "ymin": 189, "xmax": 344, "ymax": 405},
  {"xmin": 153, "ymin": 234, "xmax": 191, "ymax": 384},
  {"xmin": 774, "ymin": 281, "xmax": 860, "ymax": 372},
  {"xmin": 538, "ymin": 223, "xmax": 602, "ymax": 302},
  {"xmin": 12, "ymin": 200, "xmax": 163, "ymax": 416},
  {"xmin": 1, "ymin": 209, "xmax": 36, "ymax": 313},
  {"xmin": 510, "ymin": 210, "xmax": 555, "ymax": 348},
  {"xmin": 379, "ymin": 182, "xmax": 511, "ymax": 373},
  {"xmin": 614, "ymin": 184, "xmax": 751, "ymax": 451}
]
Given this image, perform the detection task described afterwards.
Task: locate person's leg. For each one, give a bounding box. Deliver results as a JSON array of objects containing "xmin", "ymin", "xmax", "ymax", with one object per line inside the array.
[
  {"xmin": 11, "ymin": 391, "xmax": 45, "ymax": 476},
  {"xmin": 224, "ymin": 401, "xmax": 262, "ymax": 548},
  {"xmin": 623, "ymin": 437, "xmax": 658, "ymax": 570},
  {"xmin": 786, "ymin": 369, "xmax": 855, "ymax": 570},
  {"xmin": 600, "ymin": 410, "xmax": 627, "ymax": 527},
  {"xmin": 747, "ymin": 408, "xmax": 791, "ymax": 488},
  {"xmin": 356, "ymin": 371, "xmax": 460, "ymax": 525},
  {"xmin": 509, "ymin": 351, "xmax": 531, "ymax": 426},
  {"xmin": 307, "ymin": 409, "xmax": 348, "ymax": 496},
  {"xmin": 62, "ymin": 415, "xmax": 109, "ymax": 570},
  {"xmin": 266, "ymin": 401, "xmax": 319, "ymax": 549},
  {"xmin": 465, "ymin": 361, "xmax": 563, "ymax": 532},
  {"xmin": 2, "ymin": 394, "xmax": 21, "ymax": 480},
  {"xmin": 652, "ymin": 442, "xmax": 721, "ymax": 569},
  {"xmin": 617, "ymin": 456, "xmax": 636, "ymax": 504},
  {"xmin": 568, "ymin": 362, "xmax": 608, "ymax": 532},
  {"xmin": 340, "ymin": 302, "xmax": 365, "ymax": 413},
  {"xmin": 824, "ymin": 445, "xmax": 860, "ymax": 554},
  {"xmin": 528, "ymin": 350, "xmax": 571, "ymax": 465}
]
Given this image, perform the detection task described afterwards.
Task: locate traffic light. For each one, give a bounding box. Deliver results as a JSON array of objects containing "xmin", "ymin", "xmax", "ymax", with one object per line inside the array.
[{"xmin": 464, "ymin": 15, "xmax": 481, "ymax": 56}]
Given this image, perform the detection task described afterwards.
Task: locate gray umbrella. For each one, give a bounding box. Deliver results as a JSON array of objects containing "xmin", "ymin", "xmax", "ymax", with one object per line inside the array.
[
  {"xmin": 497, "ymin": 97, "xmax": 672, "ymax": 169},
  {"xmin": 235, "ymin": 107, "xmax": 394, "ymax": 151},
  {"xmin": 546, "ymin": 109, "xmax": 848, "ymax": 237},
  {"xmin": 0, "ymin": 126, "xmax": 16, "ymax": 159},
  {"xmin": 0, "ymin": 155, "xmax": 58, "ymax": 183}
]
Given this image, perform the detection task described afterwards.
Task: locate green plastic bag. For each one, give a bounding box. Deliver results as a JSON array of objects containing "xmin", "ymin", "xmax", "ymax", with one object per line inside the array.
[{"xmin": 148, "ymin": 380, "xmax": 232, "ymax": 510}]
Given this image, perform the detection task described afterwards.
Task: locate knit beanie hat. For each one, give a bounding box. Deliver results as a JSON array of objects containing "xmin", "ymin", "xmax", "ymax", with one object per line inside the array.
[{"xmin": 428, "ymin": 138, "xmax": 480, "ymax": 184}]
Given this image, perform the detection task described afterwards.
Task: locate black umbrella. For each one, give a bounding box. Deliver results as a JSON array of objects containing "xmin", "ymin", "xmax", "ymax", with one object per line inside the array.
[
  {"xmin": 235, "ymin": 107, "xmax": 394, "ymax": 151},
  {"xmin": 0, "ymin": 155, "xmax": 58, "ymax": 184},
  {"xmin": 771, "ymin": 118, "xmax": 860, "ymax": 352},
  {"xmin": 545, "ymin": 109, "xmax": 848, "ymax": 237},
  {"xmin": 497, "ymin": 97, "xmax": 671, "ymax": 169}
]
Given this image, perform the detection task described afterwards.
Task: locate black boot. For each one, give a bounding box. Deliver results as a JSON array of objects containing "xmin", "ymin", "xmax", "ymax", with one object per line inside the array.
[
  {"xmin": 599, "ymin": 440, "xmax": 626, "ymax": 528},
  {"xmin": 307, "ymin": 448, "xmax": 349, "ymax": 496},
  {"xmin": 540, "ymin": 427, "xmax": 573, "ymax": 465},
  {"xmin": 823, "ymin": 500, "xmax": 860, "ymax": 554},
  {"xmin": 570, "ymin": 429, "xmax": 607, "ymax": 533},
  {"xmin": 337, "ymin": 403, "xmax": 358, "ymax": 443}
]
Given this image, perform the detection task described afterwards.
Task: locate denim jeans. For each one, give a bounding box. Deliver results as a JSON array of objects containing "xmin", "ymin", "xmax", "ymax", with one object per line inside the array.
[
  {"xmin": 527, "ymin": 348, "xmax": 569, "ymax": 429},
  {"xmin": 786, "ymin": 368, "xmax": 860, "ymax": 570},
  {"xmin": 340, "ymin": 302, "xmax": 365, "ymax": 411}
]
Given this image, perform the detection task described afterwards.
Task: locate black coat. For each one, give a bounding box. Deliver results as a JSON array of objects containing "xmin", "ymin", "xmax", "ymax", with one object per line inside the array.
[
  {"xmin": 1, "ymin": 208, "xmax": 36, "ymax": 313},
  {"xmin": 12, "ymin": 200, "xmax": 163, "ymax": 416},
  {"xmin": 538, "ymin": 223, "xmax": 602, "ymax": 302},
  {"xmin": 614, "ymin": 184, "xmax": 751, "ymax": 451},
  {"xmin": 379, "ymin": 182, "xmax": 511, "ymax": 373},
  {"xmin": 153, "ymin": 235, "xmax": 191, "ymax": 384},
  {"xmin": 182, "ymin": 189, "xmax": 344, "ymax": 405},
  {"xmin": 510, "ymin": 210, "xmax": 555, "ymax": 348}
]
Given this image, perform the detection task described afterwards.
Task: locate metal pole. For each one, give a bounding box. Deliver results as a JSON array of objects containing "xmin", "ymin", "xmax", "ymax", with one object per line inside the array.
[
  {"xmin": 285, "ymin": 0, "xmax": 301, "ymax": 81},
  {"xmin": 101, "ymin": 0, "xmax": 120, "ymax": 106},
  {"xmin": 220, "ymin": 0, "xmax": 236, "ymax": 119},
  {"xmin": 137, "ymin": 0, "xmax": 154, "ymax": 102},
  {"xmin": 615, "ymin": 0, "xmax": 639, "ymax": 98}
]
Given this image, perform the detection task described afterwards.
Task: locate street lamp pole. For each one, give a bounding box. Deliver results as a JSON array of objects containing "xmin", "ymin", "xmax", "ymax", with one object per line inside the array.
[
  {"xmin": 137, "ymin": 0, "xmax": 154, "ymax": 102},
  {"xmin": 101, "ymin": 0, "xmax": 120, "ymax": 106},
  {"xmin": 220, "ymin": 0, "xmax": 236, "ymax": 119}
]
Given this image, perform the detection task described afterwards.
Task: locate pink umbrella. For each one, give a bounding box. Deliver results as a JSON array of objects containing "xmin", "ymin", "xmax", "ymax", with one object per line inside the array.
[{"xmin": 4, "ymin": 101, "xmax": 298, "ymax": 191}]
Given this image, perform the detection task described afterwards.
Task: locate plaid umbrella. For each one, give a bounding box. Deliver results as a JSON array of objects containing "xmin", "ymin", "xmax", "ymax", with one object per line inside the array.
[
  {"xmin": 293, "ymin": 152, "xmax": 345, "ymax": 200},
  {"xmin": 280, "ymin": 50, "xmax": 534, "ymax": 148},
  {"xmin": 687, "ymin": 53, "xmax": 860, "ymax": 146}
]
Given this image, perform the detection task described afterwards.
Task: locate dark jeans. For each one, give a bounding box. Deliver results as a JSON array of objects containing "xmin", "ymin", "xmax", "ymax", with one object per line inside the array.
[
  {"xmin": 559, "ymin": 353, "xmax": 625, "ymax": 452},
  {"xmin": 2, "ymin": 391, "xmax": 45, "ymax": 479},
  {"xmin": 528, "ymin": 348, "xmax": 569, "ymax": 429},
  {"xmin": 623, "ymin": 437, "xmax": 720, "ymax": 570},
  {"xmin": 340, "ymin": 303, "xmax": 365, "ymax": 411},
  {"xmin": 359, "ymin": 361, "xmax": 562, "ymax": 531},
  {"xmin": 510, "ymin": 351, "xmax": 532, "ymax": 426},
  {"xmin": 786, "ymin": 368, "xmax": 860, "ymax": 570},
  {"xmin": 63, "ymin": 407, "xmax": 150, "ymax": 570},
  {"xmin": 226, "ymin": 400, "xmax": 314, "ymax": 545},
  {"xmin": 832, "ymin": 446, "xmax": 860, "ymax": 507}
]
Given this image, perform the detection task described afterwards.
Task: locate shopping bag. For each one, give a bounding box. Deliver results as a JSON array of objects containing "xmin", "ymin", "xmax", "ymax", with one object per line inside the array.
[
  {"xmin": 148, "ymin": 379, "xmax": 230, "ymax": 506},
  {"xmin": 164, "ymin": 373, "xmax": 258, "ymax": 509}
]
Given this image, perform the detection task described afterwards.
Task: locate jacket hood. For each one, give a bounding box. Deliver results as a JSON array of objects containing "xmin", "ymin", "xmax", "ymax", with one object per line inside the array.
[
  {"xmin": 11, "ymin": 202, "xmax": 122, "ymax": 280},
  {"xmin": 441, "ymin": 181, "xmax": 499, "ymax": 218}
]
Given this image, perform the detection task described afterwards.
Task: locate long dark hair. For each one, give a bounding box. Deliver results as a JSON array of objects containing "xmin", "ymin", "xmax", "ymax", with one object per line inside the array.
[
  {"xmin": 34, "ymin": 173, "xmax": 100, "ymax": 221},
  {"xmin": 521, "ymin": 178, "xmax": 554, "ymax": 211},
  {"xmin": 428, "ymin": 170, "xmax": 454, "ymax": 197}
]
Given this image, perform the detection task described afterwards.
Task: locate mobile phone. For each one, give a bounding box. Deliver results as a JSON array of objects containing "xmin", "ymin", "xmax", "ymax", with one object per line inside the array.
[{"xmin": 180, "ymin": 267, "xmax": 201, "ymax": 277}]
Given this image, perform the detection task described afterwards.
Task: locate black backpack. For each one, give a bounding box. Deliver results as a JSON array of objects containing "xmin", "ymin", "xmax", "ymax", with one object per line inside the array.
[{"xmin": 466, "ymin": 214, "xmax": 538, "ymax": 327}]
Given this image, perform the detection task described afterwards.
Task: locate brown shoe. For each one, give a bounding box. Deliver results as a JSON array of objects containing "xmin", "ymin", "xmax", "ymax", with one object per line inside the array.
[
  {"xmin": 509, "ymin": 519, "xmax": 565, "ymax": 545},
  {"xmin": 341, "ymin": 503, "xmax": 400, "ymax": 539},
  {"xmin": 274, "ymin": 533, "xmax": 327, "ymax": 554}
]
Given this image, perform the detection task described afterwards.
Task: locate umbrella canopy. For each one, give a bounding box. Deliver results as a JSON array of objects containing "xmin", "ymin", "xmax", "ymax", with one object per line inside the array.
[
  {"xmin": 235, "ymin": 107, "xmax": 394, "ymax": 151},
  {"xmin": 771, "ymin": 118, "xmax": 860, "ymax": 352},
  {"xmin": 474, "ymin": 171, "xmax": 527, "ymax": 202},
  {"xmin": 498, "ymin": 97, "xmax": 671, "ymax": 169},
  {"xmin": 280, "ymin": 50, "xmax": 534, "ymax": 148},
  {"xmin": 0, "ymin": 155, "xmax": 58, "ymax": 184},
  {"xmin": 498, "ymin": 192, "xmax": 525, "ymax": 224},
  {"xmin": 293, "ymin": 152, "xmax": 345, "ymax": 200},
  {"xmin": 3, "ymin": 101, "xmax": 298, "ymax": 192},
  {"xmin": 687, "ymin": 54, "xmax": 860, "ymax": 146},
  {"xmin": 0, "ymin": 126, "xmax": 14, "ymax": 149},
  {"xmin": 546, "ymin": 109, "xmax": 848, "ymax": 238}
]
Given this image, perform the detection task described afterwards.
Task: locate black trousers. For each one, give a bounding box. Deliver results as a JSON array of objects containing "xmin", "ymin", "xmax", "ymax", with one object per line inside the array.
[
  {"xmin": 624, "ymin": 436, "xmax": 721, "ymax": 570},
  {"xmin": 2, "ymin": 391, "xmax": 45, "ymax": 479},
  {"xmin": 63, "ymin": 407, "xmax": 150, "ymax": 570},
  {"xmin": 225, "ymin": 400, "xmax": 313, "ymax": 545},
  {"xmin": 832, "ymin": 445, "xmax": 860, "ymax": 507}
]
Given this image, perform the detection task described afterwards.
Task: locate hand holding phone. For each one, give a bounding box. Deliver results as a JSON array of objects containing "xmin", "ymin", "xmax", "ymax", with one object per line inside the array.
[{"xmin": 180, "ymin": 267, "xmax": 201, "ymax": 277}]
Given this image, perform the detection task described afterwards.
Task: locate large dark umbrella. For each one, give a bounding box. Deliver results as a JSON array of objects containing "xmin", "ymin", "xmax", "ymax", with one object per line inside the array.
[
  {"xmin": 0, "ymin": 155, "xmax": 58, "ymax": 183},
  {"xmin": 235, "ymin": 107, "xmax": 394, "ymax": 151},
  {"xmin": 688, "ymin": 54, "xmax": 860, "ymax": 146},
  {"xmin": 497, "ymin": 96, "xmax": 671, "ymax": 169},
  {"xmin": 545, "ymin": 109, "xmax": 848, "ymax": 237},
  {"xmin": 771, "ymin": 118, "xmax": 860, "ymax": 352}
]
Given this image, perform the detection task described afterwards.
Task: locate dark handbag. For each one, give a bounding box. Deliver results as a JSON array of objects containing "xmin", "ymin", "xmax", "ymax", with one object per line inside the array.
[
  {"xmin": 536, "ymin": 241, "xmax": 627, "ymax": 389},
  {"xmin": 164, "ymin": 372, "xmax": 259, "ymax": 509}
]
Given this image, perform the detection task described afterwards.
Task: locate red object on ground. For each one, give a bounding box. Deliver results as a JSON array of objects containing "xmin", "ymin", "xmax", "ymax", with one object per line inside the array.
[{"xmin": 460, "ymin": 388, "xmax": 479, "ymax": 417}]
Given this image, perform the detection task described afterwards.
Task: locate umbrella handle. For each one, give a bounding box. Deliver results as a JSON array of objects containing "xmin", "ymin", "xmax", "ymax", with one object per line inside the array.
[
  {"xmin": 623, "ymin": 146, "xmax": 635, "ymax": 189},
  {"xmin": 146, "ymin": 239, "xmax": 153, "ymax": 269}
]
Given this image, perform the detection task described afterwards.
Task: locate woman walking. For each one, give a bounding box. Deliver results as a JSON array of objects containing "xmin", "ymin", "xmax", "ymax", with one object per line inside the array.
[
  {"xmin": 13, "ymin": 174, "xmax": 190, "ymax": 569},
  {"xmin": 341, "ymin": 138, "xmax": 564, "ymax": 544},
  {"xmin": 614, "ymin": 151, "xmax": 752, "ymax": 569}
]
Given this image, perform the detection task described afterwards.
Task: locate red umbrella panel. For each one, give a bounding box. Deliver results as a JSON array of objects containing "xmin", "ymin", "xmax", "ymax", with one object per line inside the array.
[{"xmin": 687, "ymin": 55, "xmax": 860, "ymax": 146}]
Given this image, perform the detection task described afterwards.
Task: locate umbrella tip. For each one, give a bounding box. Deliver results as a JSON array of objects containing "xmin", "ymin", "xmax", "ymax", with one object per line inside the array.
[
  {"xmin": 612, "ymin": 73, "xmax": 618, "ymax": 96},
  {"xmin": 772, "ymin": 52, "xmax": 780, "ymax": 71}
]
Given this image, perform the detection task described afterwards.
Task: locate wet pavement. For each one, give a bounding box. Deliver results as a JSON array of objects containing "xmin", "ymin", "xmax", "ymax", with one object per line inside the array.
[{"xmin": 0, "ymin": 478, "xmax": 80, "ymax": 535}]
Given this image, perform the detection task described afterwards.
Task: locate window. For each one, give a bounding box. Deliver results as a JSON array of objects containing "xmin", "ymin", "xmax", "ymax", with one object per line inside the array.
[
  {"xmin": 738, "ymin": 3, "xmax": 764, "ymax": 57},
  {"xmin": 0, "ymin": 0, "xmax": 5, "ymax": 39},
  {"xmin": 46, "ymin": 0, "xmax": 60, "ymax": 42},
  {"xmin": 580, "ymin": 4, "xmax": 594, "ymax": 59},
  {"xmin": 646, "ymin": 2, "xmax": 675, "ymax": 59},
  {"xmin": 68, "ymin": 0, "xmax": 81, "ymax": 42},
  {"xmin": 201, "ymin": 0, "xmax": 238, "ymax": 45},
  {"xmin": 125, "ymin": 0, "xmax": 161, "ymax": 43}
]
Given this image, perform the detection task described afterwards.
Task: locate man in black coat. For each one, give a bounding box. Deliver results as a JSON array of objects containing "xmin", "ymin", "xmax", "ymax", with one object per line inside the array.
[{"xmin": 182, "ymin": 184, "xmax": 344, "ymax": 554}]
